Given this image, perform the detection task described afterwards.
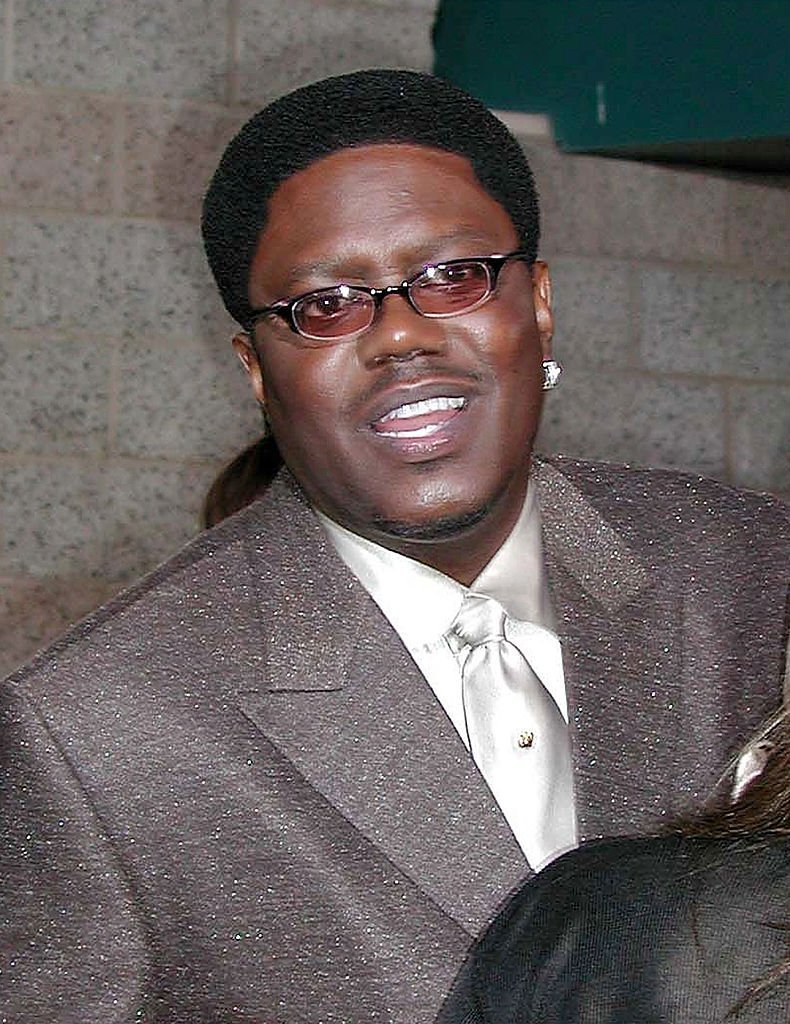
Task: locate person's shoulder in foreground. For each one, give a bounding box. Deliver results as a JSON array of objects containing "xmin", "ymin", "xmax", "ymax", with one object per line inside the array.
[
  {"xmin": 439, "ymin": 703, "xmax": 790, "ymax": 1024},
  {"xmin": 439, "ymin": 831, "xmax": 790, "ymax": 1024}
]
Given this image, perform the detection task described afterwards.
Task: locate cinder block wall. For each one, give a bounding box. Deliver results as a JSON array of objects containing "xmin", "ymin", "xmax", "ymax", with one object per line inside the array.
[
  {"xmin": 528, "ymin": 138, "xmax": 790, "ymax": 493},
  {"xmin": 1, "ymin": 0, "xmax": 788, "ymax": 676}
]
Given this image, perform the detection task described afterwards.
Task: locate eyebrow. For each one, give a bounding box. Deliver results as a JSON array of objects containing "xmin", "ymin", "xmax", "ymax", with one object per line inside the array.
[{"xmin": 279, "ymin": 226, "xmax": 509, "ymax": 293}]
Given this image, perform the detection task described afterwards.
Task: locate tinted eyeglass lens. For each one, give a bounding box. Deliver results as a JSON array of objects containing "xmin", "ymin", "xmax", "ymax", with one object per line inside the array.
[
  {"xmin": 293, "ymin": 286, "xmax": 374, "ymax": 339},
  {"xmin": 410, "ymin": 261, "xmax": 491, "ymax": 315}
]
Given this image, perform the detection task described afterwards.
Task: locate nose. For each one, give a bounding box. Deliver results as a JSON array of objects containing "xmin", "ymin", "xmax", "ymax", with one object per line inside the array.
[{"xmin": 356, "ymin": 292, "xmax": 446, "ymax": 368}]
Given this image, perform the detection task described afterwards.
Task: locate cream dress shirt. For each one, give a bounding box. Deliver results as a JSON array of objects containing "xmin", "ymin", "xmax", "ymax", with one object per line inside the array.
[{"xmin": 318, "ymin": 480, "xmax": 574, "ymax": 863}]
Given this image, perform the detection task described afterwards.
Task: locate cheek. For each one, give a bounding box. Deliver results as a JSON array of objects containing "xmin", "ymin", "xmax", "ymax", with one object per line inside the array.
[
  {"xmin": 260, "ymin": 346, "xmax": 352, "ymax": 437},
  {"xmin": 462, "ymin": 308, "xmax": 543, "ymax": 387}
]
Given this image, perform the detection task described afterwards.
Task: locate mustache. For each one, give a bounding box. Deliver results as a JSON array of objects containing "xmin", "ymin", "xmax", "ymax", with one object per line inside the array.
[{"xmin": 349, "ymin": 361, "xmax": 484, "ymax": 415}]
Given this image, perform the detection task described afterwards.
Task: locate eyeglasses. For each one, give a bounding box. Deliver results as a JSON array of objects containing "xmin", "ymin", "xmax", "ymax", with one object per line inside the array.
[{"xmin": 247, "ymin": 250, "xmax": 532, "ymax": 343}]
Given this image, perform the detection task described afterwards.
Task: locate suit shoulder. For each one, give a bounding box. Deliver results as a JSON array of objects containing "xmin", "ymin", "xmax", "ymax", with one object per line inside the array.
[
  {"xmin": 2, "ymin": 480, "xmax": 310, "ymax": 701},
  {"xmin": 537, "ymin": 454, "xmax": 789, "ymax": 532}
]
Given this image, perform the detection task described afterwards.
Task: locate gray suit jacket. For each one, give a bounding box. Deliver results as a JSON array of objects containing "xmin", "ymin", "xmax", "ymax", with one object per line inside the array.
[{"xmin": 1, "ymin": 456, "xmax": 787, "ymax": 1023}]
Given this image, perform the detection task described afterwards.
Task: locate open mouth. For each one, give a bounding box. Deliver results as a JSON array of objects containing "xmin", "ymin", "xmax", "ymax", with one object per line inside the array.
[{"xmin": 372, "ymin": 396, "xmax": 467, "ymax": 438}]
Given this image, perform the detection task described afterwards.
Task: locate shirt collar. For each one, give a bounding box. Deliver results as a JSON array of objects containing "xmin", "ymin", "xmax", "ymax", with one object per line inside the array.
[
  {"xmin": 317, "ymin": 478, "xmax": 553, "ymax": 651},
  {"xmin": 473, "ymin": 479, "xmax": 555, "ymax": 628},
  {"xmin": 317, "ymin": 510, "xmax": 464, "ymax": 650}
]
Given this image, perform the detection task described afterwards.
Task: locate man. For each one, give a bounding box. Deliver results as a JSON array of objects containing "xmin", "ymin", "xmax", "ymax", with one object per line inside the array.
[{"xmin": 1, "ymin": 70, "xmax": 787, "ymax": 1023}]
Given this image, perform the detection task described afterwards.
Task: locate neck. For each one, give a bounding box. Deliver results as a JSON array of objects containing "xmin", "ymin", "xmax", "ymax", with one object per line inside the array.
[{"xmin": 359, "ymin": 484, "xmax": 528, "ymax": 586}]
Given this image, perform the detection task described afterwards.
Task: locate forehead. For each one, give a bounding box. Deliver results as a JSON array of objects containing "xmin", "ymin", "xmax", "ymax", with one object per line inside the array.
[{"xmin": 250, "ymin": 143, "xmax": 519, "ymax": 291}]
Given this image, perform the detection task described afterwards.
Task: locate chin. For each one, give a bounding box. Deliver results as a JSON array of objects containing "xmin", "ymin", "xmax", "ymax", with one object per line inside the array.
[{"xmin": 369, "ymin": 501, "xmax": 493, "ymax": 542}]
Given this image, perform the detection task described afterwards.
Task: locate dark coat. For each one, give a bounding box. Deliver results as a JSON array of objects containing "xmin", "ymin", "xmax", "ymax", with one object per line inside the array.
[
  {"xmin": 1, "ymin": 456, "xmax": 787, "ymax": 1022},
  {"xmin": 436, "ymin": 834, "xmax": 790, "ymax": 1024}
]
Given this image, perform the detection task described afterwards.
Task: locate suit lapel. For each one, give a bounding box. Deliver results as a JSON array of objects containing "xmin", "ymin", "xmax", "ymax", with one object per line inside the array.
[
  {"xmin": 534, "ymin": 459, "xmax": 687, "ymax": 838},
  {"xmin": 233, "ymin": 474, "xmax": 528, "ymax": 935}
]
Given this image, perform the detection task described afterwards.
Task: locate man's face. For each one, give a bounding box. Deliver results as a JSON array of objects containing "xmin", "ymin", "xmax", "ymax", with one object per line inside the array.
[{"xmin": 235, "ymin": 144, "xmax": 553, "ymax": 572}]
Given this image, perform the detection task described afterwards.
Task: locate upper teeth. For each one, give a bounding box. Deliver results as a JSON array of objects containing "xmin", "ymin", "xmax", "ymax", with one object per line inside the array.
[{"xmin": 380, "ymin": 396, "xmax": 465, "ymax": 422}]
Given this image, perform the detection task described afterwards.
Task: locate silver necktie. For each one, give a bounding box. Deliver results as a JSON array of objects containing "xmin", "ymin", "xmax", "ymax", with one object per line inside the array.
[{"xmin": 448, "ymin": 593, "xmax": 577, "ymax": 870}]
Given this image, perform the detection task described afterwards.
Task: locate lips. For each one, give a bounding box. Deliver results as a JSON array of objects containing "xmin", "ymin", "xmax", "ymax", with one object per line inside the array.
[
  {"xmin": 358, "ymin": 374, "xmax": 480, "ymax": 459},
  {"xmin": 373, "ymin": 395, "xmax": 466, "ymax": 438}
]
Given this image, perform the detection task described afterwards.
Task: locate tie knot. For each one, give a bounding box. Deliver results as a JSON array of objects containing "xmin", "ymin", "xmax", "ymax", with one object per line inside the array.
[{"xmin": 449, "ymin": 594, "xmax": 507, "ymax": 650}]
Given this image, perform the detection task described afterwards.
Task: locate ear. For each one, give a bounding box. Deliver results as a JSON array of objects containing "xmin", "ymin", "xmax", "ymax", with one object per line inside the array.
[
  {"xmin": 530, "ymin": 261, "xmax": 554, "ymax": 359},
  {"xmin": 232, "ymin": 332, "xmax": 267, "ymax": 406}
]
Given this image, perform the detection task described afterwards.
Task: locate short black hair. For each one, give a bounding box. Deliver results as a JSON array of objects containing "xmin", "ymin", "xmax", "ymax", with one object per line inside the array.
[{"xmin": 202, "ymin": 69, "xmax": 540, "ymax": 328}]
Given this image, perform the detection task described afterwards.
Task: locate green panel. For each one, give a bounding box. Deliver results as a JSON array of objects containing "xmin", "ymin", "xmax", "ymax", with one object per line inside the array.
[{"xmin": 433, "ymin": 0, "xmax": 790, "ymax": 152}]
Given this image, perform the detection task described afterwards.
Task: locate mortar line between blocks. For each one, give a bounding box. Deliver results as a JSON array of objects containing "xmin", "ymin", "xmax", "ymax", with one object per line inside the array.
[
  {"xmin": 111, "ymin": 101, "xmax": 126, "ymax": 215},
  {"xmin": 3, "ymin": 0, "xmax": 14, "ymax": 84},
  {"xmin": 226, "ymin": 0, "xmax": 241, "ymax": 107},
  {"xmin": 106, "ymin": 341, "xmax": 121, "ymax": 455}
]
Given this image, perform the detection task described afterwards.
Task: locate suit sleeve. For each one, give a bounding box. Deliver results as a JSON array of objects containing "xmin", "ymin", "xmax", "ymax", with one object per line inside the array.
[{"xmin": 0, "ymin": 682, "xmax": 150, "ymax": 1022}]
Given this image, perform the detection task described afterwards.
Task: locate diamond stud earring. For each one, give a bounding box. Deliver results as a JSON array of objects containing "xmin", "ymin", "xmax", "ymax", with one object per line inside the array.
[{"xmin": 542, "ymin": 359, "xmax": 562, "ymax": 391}]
